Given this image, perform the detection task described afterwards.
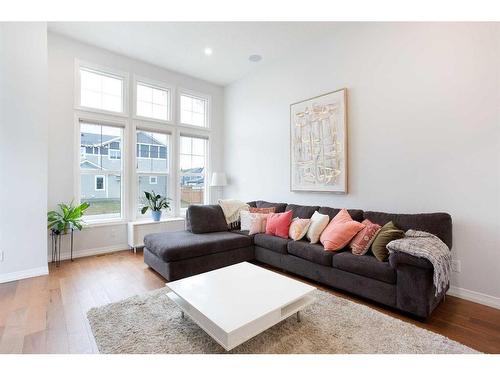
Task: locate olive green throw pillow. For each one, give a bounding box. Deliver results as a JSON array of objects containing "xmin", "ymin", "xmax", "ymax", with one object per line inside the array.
[{"xmin": 371, "ymin": 221, "xmax": 405, "ymax": 262}]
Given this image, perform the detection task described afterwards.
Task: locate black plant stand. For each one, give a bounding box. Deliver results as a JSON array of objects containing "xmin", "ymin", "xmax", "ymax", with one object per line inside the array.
[{"xmin": 50, "ymin": 228, "xmax": 74, "ymax": 267}]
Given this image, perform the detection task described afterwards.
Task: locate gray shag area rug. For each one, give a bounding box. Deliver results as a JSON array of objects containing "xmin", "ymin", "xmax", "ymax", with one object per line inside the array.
[{"xmin": 87, "ymin": 288, "xmax": 478, "ymax": 354}]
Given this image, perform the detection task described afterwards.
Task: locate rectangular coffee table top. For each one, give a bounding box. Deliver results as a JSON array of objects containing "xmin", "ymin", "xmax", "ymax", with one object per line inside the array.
[{"xmin": 165, "ymin": 262, "xmax": 316, "ymax": 334}]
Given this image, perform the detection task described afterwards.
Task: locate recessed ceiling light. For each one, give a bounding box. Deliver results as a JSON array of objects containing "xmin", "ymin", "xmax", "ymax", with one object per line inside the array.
[
  {"xmin": 249, "ymin": 54, "xmax": 262, "ymax": 62},
  {"xmin": 204, "ymin": 47, "xmax": 213, "ymax": 56}
]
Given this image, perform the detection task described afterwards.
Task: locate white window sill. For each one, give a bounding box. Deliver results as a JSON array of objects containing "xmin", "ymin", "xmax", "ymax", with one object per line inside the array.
[{"xmin": 82, "ymin": 219, "xmax": 127, "ymax": 229}]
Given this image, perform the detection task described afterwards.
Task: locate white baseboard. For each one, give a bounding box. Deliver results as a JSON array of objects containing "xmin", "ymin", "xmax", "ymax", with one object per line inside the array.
[
  {"xmin": 47, "ymin": 244, "xmax": 131, "ymax": 262},
  {"xmin": 448, "ymin": 285, "xmax": 500, "ymax": 310},
  {"xmin": 0, "ymin": 265, "xmax": 49, "ymax": 284}
]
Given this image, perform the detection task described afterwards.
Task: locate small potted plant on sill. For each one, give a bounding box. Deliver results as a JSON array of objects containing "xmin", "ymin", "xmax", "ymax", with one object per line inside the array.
[
  {"xmin": 47, "ymin": 201, "xmax": 90, "ymax": 234},
  {"xmin": 141, "ymin": 191, "xmax": 171, "ymax": 221}
]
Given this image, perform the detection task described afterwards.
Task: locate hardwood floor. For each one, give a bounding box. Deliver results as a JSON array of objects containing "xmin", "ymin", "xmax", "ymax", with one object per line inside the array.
[{"xmin": 0, "ymin": 250, "xmax": 499, "ymax": 354}]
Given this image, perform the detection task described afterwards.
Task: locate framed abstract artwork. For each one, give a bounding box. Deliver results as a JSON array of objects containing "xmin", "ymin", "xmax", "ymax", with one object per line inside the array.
[{"xmin": 290, "ymin": 88, "xmax": 347, "ymax": 193}]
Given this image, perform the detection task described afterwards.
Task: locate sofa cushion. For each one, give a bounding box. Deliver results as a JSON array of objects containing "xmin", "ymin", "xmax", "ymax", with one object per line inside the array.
[
  {"xmin": 230, "ymin": 229, "xmax": 256, "ymax": 241},
  {"xmin": 254, "ymin": 233, "xmax": 290, "ymax": 254},
  {"xmin": 363, "ymin": 211, "xmax": 452, "ymax": 249},
  {"xmin": 350, "ymin": 219, "xmax": 382, "ymax": 256},
  {"xmin": 255, "ymin": 200, "xmax": 287, "ymax": 213},
  {"xmin": 320, "ymin": 209, "xmax": 366, "ymax": 251},
  {"xmin": 287, "ymin": 240, "xmax": 334, "ymax": 266},
  {"xmin": 319, "ymin": 207, "xmax": 364, "ymax": 222},
  {"xmin": 288, "ymin": 218, "xmax": 311, "ymax": 241},
  {"xmin": 249, "ymin": 207, "xmax": 275, "ymax": 214},
  {"xmin": 265, "ymin": 211, "xmax": 293, "ymax": 238},
  {"xmin": 285, "ymin": 204, "xmax": 320, "ymax": 219},
  {"xmin": 331, "ymin": 252, "xmax": 397, "ymax": 284},
  {"xmin": 144, "ymin": 231, "xmax": 251, "ymax": 262},
  {"xmin": 306, "ymin": 211, "xmax": 330, "ymax": 244},
  {"xmin": 186, "ymin": 205, "xmax": 228, "ymax": 234},
  {"xmin": 371, "ymin": 221, "xmax": 405, "ymax": 262}
]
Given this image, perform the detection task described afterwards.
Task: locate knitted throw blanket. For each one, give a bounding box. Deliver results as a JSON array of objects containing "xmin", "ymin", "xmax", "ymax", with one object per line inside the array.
[
  {"xmin": 218, "ymin": 199, "xmax": 249, "ymax": 229},
  {"xmin": 387, "ymin": 230, "xmax": 451, "ymax": 296}
]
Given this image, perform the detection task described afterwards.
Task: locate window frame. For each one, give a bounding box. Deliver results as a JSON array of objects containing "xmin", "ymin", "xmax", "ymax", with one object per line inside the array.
[
  {"xmin": 133, "ymin": 121, "xmax": 175, "ymax": 219},
  {"xmin": 73, "ymin": 60, "xmax": 215, "ymax": 223},
  {"xmin": 74, "ymin": 59, "xmax": 129, "ymax": 117},
  {"xmin": 178, "ymin": 133, "xmax": 210, "ymax": 214},
  {"xmin": 178, "ymin": 88, "xmax": 211, "ymax": 129},
  {"xmin": 133, "ymin": 75, "xmax": 174, "ymax": 124},
  {"xmin": 75, "ymin": 112, "xmax": 128, "ymax": 225}
]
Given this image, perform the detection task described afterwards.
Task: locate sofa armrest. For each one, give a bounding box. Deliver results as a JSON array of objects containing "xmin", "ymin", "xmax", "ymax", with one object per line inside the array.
[{"xmin": 389, "ymin": 251, "xmax": 433, "ymax": 270}]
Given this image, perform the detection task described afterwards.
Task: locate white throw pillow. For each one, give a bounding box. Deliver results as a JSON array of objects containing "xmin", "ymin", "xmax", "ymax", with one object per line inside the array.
[
  {"xmin": 306, "ymin": 211, "xmax": 330, "ymax": 244},
  {"xmin": 240, "ymin": 210, "xmax": 253, "ymax": 231}
]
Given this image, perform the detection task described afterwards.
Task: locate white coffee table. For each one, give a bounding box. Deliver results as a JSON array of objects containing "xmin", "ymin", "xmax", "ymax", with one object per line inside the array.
[{"xmin": 165, "ymin": 262, "xmax": 316, "ymax": 351}]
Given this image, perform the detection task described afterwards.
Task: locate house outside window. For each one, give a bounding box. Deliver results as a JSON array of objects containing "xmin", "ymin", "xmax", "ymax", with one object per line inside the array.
[
  {"xmin": 179, "ymin": 135, "xmax": 207, "ymax": 210},
  {"xmin": 136, "ymin": 130, "xmax": 170, "ymax": 217},
  {"xmin": 80, "ymin": 121, "xmax": 123, "ymax": 221}
]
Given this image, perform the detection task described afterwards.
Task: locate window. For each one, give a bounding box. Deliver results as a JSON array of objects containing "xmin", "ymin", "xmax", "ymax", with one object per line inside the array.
[
  {"xmin": 136, "ymin": 143, "xmax": 167, "ymax": 159},
  {"xmin": 109, "ymin": 149, "xmax": 121, "ymax": 160},
  {"xmin": 80, "ymin": 66, "xmax": 124, "ymax": 113},
  {"xmin": 180, "ymin": 135, "xmax": 207, "ymax": 209},
  {"xmin": 136, "ymin": 130, "xmax": 170, "ymax": 217},
  {"xmin": 80, "ymin": 122, "xmax": 123, "ymax": 221},
  {"xmin": 180, "ymin": 93, "xmax": 208, "ymax": 127},
  {"xmin": 136, "ymin": 82, "xmax": 170, "ymax": 121},
  {"xmin": 95, "ymin": 175, "xmax": 105, "ymax": 191}
]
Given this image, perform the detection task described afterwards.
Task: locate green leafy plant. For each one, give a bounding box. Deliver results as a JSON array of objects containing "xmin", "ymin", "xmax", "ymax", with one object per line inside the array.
[
  {"xmin": 141, "ymin": 191, "xmax": 171, "ymax": 214},
  {"xmin": 47, "ymin": 201, "xmax": 90, "ymax": 234}
]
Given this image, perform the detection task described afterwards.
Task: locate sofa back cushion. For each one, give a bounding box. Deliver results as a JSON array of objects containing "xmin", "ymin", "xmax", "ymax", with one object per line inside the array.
[
  {"xmin": 255, "ymin": 200, "xmax": 288, "ymax": 213},
  {"xmin": 319, "ymin": 207, "xmax": 364, "ymax": 222},
  {"xmin": 186, "ymin": 205, "xmax": 229, "ymax": 234},
  {"xmin": 285, "ymin": 204, "xmax": 320, "ymax": 219},
  {"xmin": 363, "ymin": 211, "xmax": 452, "ymax": 249}
]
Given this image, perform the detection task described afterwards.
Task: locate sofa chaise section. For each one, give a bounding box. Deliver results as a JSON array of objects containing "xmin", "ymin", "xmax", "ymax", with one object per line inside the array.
[{"xmin": 144, "ymin": 229, "xmax": 253, "ymax": 281}]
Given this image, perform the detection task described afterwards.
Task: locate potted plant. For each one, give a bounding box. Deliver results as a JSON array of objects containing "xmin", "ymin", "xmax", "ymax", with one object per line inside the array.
[
  {"xmin": 141, "ymin": 191, "xmax": 171, "ymax": 221},
  {"xmin": 47, "ymin": 201, "xmax": 90, "ymax": 234}
]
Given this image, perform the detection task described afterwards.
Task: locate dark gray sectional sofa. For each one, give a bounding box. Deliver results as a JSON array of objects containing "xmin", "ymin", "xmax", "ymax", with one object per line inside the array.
[{"xmin": 144, "ymin": 200, "xmax": 452, "ymax": 319}]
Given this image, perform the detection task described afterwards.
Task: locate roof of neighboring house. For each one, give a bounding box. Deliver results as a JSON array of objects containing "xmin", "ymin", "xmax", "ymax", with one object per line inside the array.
[
  {"xmin": 81, "ymin": 133, "xmax": 119, "ymax": 146},
  {"xmin": 80, "ymin": 159, "xmax": 104, "ymax": 170},
  {"xmin": 137, "ymin": 132, "xmax": 166, "ymax": 146},
  {"xmin": 80, "ymin": 131, "xmax": 166, "ymax": 146}
]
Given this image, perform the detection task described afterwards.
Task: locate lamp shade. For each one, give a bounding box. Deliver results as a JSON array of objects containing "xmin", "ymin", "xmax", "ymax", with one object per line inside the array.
[{"xmin": 210, "ymin": 172, "xmax": 227, "ymax": 187}]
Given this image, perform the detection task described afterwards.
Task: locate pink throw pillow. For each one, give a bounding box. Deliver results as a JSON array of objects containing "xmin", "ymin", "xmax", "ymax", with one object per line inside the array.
[
  {"xmin": 249, "ymin": 207, "xmax": 276, "ymax": 214},
  {"xmin": 265, "ymin": 210, "xmax": 293, "ymax": 239},
  {"xmin": 320, "ymin": 209, "xmax": 366, "ymax": 251},
  {"xmin": 248, "ymin": 213, "xmax": 270, "ymax": 235},
  {"xmin": 350, "ymin": 219, "xmax": 381, "ymax": 255}
]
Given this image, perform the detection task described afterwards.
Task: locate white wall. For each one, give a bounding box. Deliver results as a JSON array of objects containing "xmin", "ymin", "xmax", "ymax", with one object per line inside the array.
[
  {"xmin": 224, "ymin": 23, "xmax": 500, "ymax": 304},
  {"xmin": 0, "ymin": 23, "xmax": 49, "ymax": 282},
  {"xmin": 48, "ymin": 33, "xmax": 225, "ymax": 258}
]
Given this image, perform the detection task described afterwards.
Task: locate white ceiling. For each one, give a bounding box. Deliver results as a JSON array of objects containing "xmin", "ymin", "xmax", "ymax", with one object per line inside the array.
[{"xmin": 47, "ymin": 22, "xmax": 336, "ymax": 86}]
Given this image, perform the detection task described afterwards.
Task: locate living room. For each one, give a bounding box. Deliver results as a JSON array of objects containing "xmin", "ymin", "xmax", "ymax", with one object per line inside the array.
[{"xmin": 1, "ymin": 1, "xmax": 499, "ymax": 372}]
